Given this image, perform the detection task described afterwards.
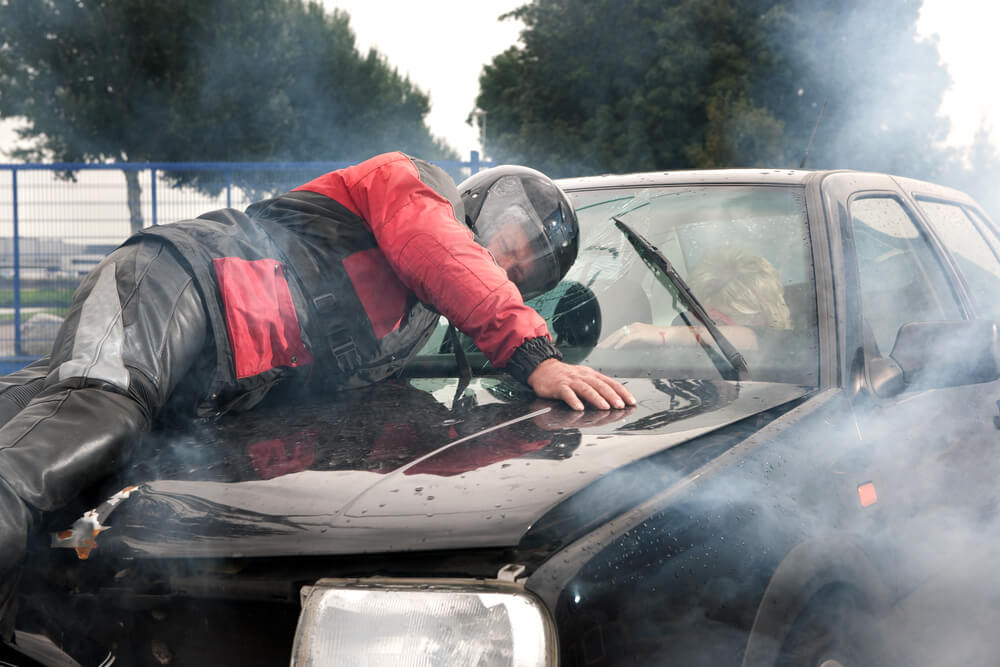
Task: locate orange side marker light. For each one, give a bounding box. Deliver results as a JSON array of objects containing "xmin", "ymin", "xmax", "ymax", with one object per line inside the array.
[{"xmin": 857, "ymin": 481, "xmax": 878, "ymax": 507}]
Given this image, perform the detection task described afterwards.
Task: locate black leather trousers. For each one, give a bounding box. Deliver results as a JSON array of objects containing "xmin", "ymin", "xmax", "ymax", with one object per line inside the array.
[{"xmin": 0, "ymin": 240, "xmax": 209, "ymax": 638}]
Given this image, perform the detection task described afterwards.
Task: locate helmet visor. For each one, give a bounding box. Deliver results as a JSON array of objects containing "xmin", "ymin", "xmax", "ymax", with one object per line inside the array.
[{"xmin": 476, "ymin": 176, "xmax": 563, "ymax": 299}]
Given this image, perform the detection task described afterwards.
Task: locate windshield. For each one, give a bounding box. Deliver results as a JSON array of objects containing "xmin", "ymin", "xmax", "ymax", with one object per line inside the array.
[{"xmin": 413, "ymin": 184, "xmax": 819, "ymax": 386}]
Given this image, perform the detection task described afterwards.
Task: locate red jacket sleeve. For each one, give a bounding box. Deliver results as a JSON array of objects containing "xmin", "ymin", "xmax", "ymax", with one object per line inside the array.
[{"xmin": 298, "ymin": 153, "xmax": 552, "ymax": 368}]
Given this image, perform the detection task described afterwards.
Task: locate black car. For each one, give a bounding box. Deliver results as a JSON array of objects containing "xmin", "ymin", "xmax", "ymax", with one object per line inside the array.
[{"xmin": 6, "ymin": 169, "xmax": 1000, "ymax": 666}]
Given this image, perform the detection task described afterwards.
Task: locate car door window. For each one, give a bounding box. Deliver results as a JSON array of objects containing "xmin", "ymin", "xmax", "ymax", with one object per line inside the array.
[
  {"xmin": 850, "ymin": 196, "xmax": 962, "ymax": 354},
  {"xmin": 966, "ymin": 208, "xmax": 1000, "ymax": 255},
  {"xmin": 915, "ymin": 198, "xmax": 1000, "ymax": 321}
]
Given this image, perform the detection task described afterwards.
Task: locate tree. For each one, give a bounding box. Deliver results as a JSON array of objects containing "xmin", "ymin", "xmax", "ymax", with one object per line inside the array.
[
  {"xmin": 752, "ymin": 0, "xmax": 950, "ymax": 176},
  {"xmin": 475, "ymin": 0, "xmax": 951, "ymax": 179},
  {"xmin": 0, "ymin": 0, "xmax": 456, "ymax": 232}
]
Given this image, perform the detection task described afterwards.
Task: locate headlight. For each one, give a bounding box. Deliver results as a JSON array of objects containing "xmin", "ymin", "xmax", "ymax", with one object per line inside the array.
[{"xmin": 291, "ymin": 577, "xmax": 558, "ymax": 666}]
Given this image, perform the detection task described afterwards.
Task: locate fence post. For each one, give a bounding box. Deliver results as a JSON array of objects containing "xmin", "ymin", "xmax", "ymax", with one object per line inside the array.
[
  {"xmin": 150, "ymin": 167, "xmax": 158, "ymax": 226},
  {"xmin": 11, "ymin": 167, "xmax": 20, "ymax": 356},
  {"xmin": 226, "ymin": 170, "xmax": 232, "ymax": 208},
  {"xmin": 469, "ymin": 150, "xmax": 481, "ymax": 174}
]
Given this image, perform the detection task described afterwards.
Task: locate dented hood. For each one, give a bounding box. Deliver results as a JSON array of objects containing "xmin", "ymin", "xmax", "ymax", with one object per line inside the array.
[{"xmin": 85, "ymin": 377, "xmax": 809, "ymax": 559}]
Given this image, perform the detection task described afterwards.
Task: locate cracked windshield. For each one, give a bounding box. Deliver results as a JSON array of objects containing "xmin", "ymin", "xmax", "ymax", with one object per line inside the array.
[{"xmin": 424, "ymin": 185, "xmax": 820, "ymax": 386}]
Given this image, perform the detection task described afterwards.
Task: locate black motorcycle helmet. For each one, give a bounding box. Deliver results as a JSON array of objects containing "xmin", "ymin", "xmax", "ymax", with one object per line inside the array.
[{"xmin": 458, "ymin": 165, "xmax": 579, "ymax": 300}]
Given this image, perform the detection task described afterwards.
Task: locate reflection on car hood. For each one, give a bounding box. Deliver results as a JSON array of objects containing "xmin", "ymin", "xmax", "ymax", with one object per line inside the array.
[{"xmin": 103, "ymin": 377, "xmax": 810, "ymax": 559}]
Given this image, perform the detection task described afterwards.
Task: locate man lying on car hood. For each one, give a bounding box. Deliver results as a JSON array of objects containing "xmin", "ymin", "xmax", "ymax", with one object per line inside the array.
[{"xmin": 0, "ymin": 152, "xmax": 635, "ymax": 636}]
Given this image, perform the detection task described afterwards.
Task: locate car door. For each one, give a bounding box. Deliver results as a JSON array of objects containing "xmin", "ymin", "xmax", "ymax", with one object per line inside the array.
[{"xmin": 842, "ymin": 189, "xmax": 1000, "ymax": 588}]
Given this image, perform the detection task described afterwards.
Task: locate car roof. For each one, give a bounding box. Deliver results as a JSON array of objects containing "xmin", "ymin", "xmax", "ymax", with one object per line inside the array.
[
  {"xmin": 891, "ymin": 174, "xmax": 982, "ymax": 209},
  {"xmin": 556, "ymin": 168, "xmax": 816, "ymax": 190},
  {"xmin": 556, "ymin": 168, "xmax": 981, "ymax": 209}
]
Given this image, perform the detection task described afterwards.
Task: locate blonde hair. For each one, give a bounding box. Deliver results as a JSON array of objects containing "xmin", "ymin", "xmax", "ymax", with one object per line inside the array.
[{"xmin": 688, "ymin": 248, "xmax": 792, "ymax": 329}]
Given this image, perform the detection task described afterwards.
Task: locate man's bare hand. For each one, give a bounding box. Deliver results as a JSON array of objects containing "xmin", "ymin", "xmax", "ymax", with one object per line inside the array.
[{"xmin": 527, "ymin": 358, "xmax": 636, "ymax": 411}]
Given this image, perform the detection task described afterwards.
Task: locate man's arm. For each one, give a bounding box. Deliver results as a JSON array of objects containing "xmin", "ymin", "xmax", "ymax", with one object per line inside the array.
[{"xmin": 331, "ymin": 153, "xmax": 635, "ymax": 410}]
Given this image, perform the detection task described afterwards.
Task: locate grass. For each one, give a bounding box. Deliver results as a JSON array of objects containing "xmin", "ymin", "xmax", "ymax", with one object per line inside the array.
[
  {"xmin": 0, "ymin": 308, "xmax": 70, "ymax": 324},
  {"xmin": 0, "ymin": 288, "xmax": 75, "ymax": 308}
]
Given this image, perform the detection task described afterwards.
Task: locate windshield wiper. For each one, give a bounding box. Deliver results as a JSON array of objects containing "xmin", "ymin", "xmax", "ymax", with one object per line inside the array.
[{"xmin": 613, "ymin": 217, "xmax": 751, "ymax": 381}]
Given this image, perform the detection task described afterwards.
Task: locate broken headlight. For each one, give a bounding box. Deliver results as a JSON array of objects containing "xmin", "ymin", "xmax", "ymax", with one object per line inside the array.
[{"xmin": 291, "ymin": 578, "xmax": 557, "ymax": 666}]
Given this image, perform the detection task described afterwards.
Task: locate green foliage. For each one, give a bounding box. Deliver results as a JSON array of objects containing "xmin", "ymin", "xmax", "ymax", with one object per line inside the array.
[
  {"xmin": 0, "ymin": 287, "xmax": 74, "ymax": 308},
  {"xmin": 476, "ymin": 0, "xmax": 951, "ymax": 179},
  {"xmin": 0, "ymin": 0, "xmax": 456, "ymax": 178}
]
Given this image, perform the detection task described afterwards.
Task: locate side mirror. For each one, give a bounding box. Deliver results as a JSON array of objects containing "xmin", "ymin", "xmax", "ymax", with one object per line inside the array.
[{"xmin": 872, "ymin": 320, "xmax": 1000, "ymax": 397}]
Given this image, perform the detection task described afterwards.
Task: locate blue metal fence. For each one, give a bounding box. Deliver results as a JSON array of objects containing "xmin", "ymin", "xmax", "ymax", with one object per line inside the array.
[{"xmin": 0, "ymin": 152, "xmax": 492, "ymax": 373}]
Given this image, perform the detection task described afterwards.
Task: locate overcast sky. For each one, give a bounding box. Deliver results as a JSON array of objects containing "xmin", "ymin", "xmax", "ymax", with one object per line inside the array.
[
  {"xmin": 320, "ymin": 0, "xmax": 524, "ymax": 159},
  {"xmin": 0, "ymin": 0, "xmax": 995, "ymax": 161},
  {"xmin": 916, "ymin": 0, "xmax": 1000, "ymax": 149}
]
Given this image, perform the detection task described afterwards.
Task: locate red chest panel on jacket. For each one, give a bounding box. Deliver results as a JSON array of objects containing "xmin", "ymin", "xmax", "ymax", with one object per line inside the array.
[{"xmin": 213, "ymin": 257, "xmax": 314, "ymax": 379}]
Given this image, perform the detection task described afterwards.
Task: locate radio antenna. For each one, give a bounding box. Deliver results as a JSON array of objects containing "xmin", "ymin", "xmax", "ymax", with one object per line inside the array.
[{"xmin": 799, "ymin": 98, "xmax": 828, "ymax": 169}]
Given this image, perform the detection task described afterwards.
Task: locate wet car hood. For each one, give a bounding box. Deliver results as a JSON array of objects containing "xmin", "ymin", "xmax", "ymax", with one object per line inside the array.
[{"xmin": 94, "ymin": 376, "xmax": 810, "ymax": 559}]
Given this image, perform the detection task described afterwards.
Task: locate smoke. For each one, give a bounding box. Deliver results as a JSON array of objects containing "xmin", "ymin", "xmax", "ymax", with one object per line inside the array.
[
  {"xmin": 745, "ymin": 2, "xmax": 943, "ymax": 174},
  {"xmin": 6, "ymin": 3, "xmax": 1000, "ymax": 663},
  {"xmin": 752, "ymin": 1, "xmax": 1000, "ymax": 222},
  {"xmin": 519, "ymin": 180, "xmax": 1000, "ymax": 665},
  {"xmin": 526, "ymin": 367, "xmax": 1000, "ymax": 666}
]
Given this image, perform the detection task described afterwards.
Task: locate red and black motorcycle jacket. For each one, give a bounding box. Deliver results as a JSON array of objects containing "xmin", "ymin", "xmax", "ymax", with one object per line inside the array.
[
  {"xmin": 0, "ymin": 154, "xmax": 565, "ymax": 630},
  {"xmin": 136, "ymin": 153, "xmax": 560, "ymax": 415}
]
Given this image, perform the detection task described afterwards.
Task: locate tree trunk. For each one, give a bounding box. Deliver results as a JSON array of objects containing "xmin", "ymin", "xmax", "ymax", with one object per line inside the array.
[{"xmin": 124, "ymin": 170, "xmax": 144, "ymax": 235}]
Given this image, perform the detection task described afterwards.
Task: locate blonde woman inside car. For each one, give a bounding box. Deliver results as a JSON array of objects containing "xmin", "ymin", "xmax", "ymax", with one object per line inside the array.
[{"xmin": 598, "ymin": 248, "xmax": 792, "ymax": 350}]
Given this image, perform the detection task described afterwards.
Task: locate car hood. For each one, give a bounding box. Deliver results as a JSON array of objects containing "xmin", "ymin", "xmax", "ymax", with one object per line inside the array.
[{"xmin": 86, "ymin": 376, "xmax": 810, "ymax": 559}]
